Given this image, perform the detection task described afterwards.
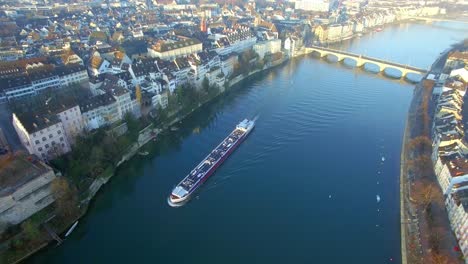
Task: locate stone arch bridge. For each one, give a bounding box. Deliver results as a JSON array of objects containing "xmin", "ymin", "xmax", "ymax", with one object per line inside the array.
[{"xmin": 305, "ymin": 46, "xmax": 427, "ymax": 80}]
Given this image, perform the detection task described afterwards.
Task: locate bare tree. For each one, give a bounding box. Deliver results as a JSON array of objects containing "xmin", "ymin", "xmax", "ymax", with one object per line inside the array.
[
  {"xmin": 408, "ymin": 136, "xmax": 432, "ymax": 156},
  {"xmin": 429, "ymin": 252, "xmax": 452, "ymax": 264},
  {"xmin": 407, "ymin": 155, "xmax": 435, "ymax": 179},
  {"xmin": 411, "ymin": 180, "xmax": 439, "ymax": 211}
]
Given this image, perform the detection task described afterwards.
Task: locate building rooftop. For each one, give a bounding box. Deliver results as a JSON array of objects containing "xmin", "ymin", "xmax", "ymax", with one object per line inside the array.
[
  {"xmin": 150, "ymin": 37, "xmax": 201, "ymax": 52},
  {"xmin": 0, "ymin": 153, "xmax": 53, "ymax": 197},
  {"xmin": 0, "ymin": 75, "xmax": 31, "ymax": 91},
  {"xmin": 14, "ymin": 111, "xmax": 61, "ymax": 134},
  {"xmin": 53, "ymin": 64, "xmax": 86, "ymax": 76},
  {"xmin": 80, "ymin": 93, "xmax": 117, "ymax": 112},
  {"xmin": 448, "ymin": 51, "xmax": 468, "ymax": 62},
  {"xmin": 447, "ymin": 157, "xmax": 468, "ymax": 178}
]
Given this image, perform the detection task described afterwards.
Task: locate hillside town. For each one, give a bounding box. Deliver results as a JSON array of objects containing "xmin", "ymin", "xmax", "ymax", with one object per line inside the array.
[{"xmin": 0, "ymin": 0, "xmax": 466, "ymax": 262}]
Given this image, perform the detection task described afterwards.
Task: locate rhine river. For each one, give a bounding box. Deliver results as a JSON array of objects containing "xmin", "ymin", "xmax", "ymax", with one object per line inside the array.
[{"xmin": 31, "ymin": 22, "xmax": 468, "ymax": 264}]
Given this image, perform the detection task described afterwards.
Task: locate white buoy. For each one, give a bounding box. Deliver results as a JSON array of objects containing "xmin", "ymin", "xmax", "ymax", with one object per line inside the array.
[
  {"xmin": 329, "ymin": 195, "xmax": 332, "ymax": 199},
  {"xmin": 382, "ymin": 157, "xmax": 385, "ymax": 162},
  {"xmin": 376, "ymin": 195, "xmax": 381, "ymax": 203}
]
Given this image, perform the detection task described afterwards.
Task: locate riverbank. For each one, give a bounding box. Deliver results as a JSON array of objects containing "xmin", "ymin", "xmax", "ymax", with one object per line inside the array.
[
  {"xmin": 399, "ymin": 44, "xmax": 464, "ymax": 263},
  {"xmin": 400, "ymin": 117, "xmax": 409, "ymax": 264}
]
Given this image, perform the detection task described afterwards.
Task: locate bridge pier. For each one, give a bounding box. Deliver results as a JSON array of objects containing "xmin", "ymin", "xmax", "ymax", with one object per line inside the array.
[
  {"xmin": 401, "ymin": 70, "xmax": 408, "ymax": 79},
  {"xmin": 336, "ymin": 55, "xmax": 345, "ymax": 62},
  {"xmin": 355, "ymin": 58, "xmax": 365, "ymax": 68}
]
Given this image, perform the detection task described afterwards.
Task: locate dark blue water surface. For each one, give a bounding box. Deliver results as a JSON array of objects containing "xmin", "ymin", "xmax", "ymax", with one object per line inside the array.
[{"xmin": 30, "ymin": 22, "xmax": 468, "ymax": 264}]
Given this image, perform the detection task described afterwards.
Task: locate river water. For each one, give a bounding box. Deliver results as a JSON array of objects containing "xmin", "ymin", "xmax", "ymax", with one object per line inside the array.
[{"xmin": 30, "ymin": 22, "xmax": 468, "ymax": 264}]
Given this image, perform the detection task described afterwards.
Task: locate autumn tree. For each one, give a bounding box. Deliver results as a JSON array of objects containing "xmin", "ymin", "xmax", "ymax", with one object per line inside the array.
[
  {"xmin": 428, "ymin": 252, "xmax": 451, "ymax": 264},
  {"xmin": 411, "ymin": 180, "xmax": 439, "ymax": 211},
  {"xmin": 51, "ymin": 177, "xmax": 79, "ymax": 219},
  {"xmin": 408, "ymin": 136, "xmax": 432, "ymax": 156},
  {"xmin": 407, "ymin": 155, "xmax": 435, "ymax": 179}
]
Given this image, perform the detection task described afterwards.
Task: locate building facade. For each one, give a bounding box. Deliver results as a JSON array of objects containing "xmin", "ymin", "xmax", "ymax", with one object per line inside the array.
[{"xmin": 12, "ymin": 113, "xmax": 71, "ymax": 160}]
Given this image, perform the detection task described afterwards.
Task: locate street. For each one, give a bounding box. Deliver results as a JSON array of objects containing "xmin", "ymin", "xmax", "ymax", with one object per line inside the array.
[{"xmin": 0, "ymin": 103, "xmax": 23, "ymax": 151}]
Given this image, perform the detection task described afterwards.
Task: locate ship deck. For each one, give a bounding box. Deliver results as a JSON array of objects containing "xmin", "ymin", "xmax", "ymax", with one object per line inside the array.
[{"xmin": 177, "ymin": 128, "xmax": 247, "ymax": 192}]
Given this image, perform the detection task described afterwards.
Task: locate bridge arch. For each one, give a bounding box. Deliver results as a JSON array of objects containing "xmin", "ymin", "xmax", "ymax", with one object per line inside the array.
[
  {"xmin": 342, "ymin": 57, "xmax": 359, "ymax": 67},
  {"xmin": 404, "ymin": 72, "xmax": 424, "ymax": 83},
  {"xmin": 361, "ymin": 61, "xmax": 382, "ymax": 73},
  {"xmin": 325, "ymin": 53, "xmax": 344, "ymax": 62},
  {"xmin": 381, "ymin": 67, "xmax": 404, "ymax": 79},
  {"xmin": 309, "ymin": 50, "xmax": 325, "ymax": 58}
]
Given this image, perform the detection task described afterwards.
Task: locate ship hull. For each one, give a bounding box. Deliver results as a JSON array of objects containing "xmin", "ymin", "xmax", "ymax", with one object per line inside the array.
[{"xmin": 168, "ymin": 122, "xmax": 254, "ymax": 207}]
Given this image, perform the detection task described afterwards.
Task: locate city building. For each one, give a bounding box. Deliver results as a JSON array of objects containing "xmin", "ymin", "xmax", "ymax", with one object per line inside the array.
[
  {"xmin": 211, "ymin": 26, "xmax": 257, "ymax": 56},
  {"xmin": 294, "ymin": 0, "xmax": 330, "ymax": 12},
  {"xmin": 253, "ymin": 39, "xmax": 282, "ymax": 59},
  {"xmin": 12, "ymin": 112, "xmax": 71, "ymax": 160},
  {"xmin": 80, "ymin": 93, "xmax": 120, "ymax": 131},
  {"xmin": 147, "ymin": 38, "xmax": 202, "ymax": 60},
  {"xmin": 55, "ymin": 64, "xmax": 89, "ymax": 88},
  {"xmin": 0, "ymin": 154, "xmax": 57, "ymax": 231},
  {"xmin": 445, "ymin": 51, "xmax": 468, "ymax": 70}
]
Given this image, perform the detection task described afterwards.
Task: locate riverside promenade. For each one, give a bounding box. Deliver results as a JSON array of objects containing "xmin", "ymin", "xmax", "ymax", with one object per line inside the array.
[{"xmin": 400, "ymin": 45, "xmax": 464, "ymax": 263}]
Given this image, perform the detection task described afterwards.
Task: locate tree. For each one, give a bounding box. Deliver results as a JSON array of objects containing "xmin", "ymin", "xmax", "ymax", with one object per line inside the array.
[
  {"xmin": 411, "ymin": 180, "xmax": 439, "ymax": 211},
  {"xmin": 429, "ymin": 252, "xmax": 451, "ymax": 264},
  {"xmin": 156, "ymin": 108, "xmax": 169, "ymax": 124},
  {"xmin": 407, "ymin": 155, "xmax": 435, "ymax": 179},
  {"xmin": 21, "ymin": 219, "xmax": 40, "ymax": 241},
  {"xmin": 51, "ymin": 177, "xmax": 79, "ymax": 219},
  {"xmin": 202, "ymin": 77, "xmax": 210, "ymax": 93},
  {"xmin": 89, "ymin": 145, "xmax": 105, "ymax": 177},
  {"xmin": 408, "ymin": 136, "xmax": 432, "ymax": 156},
  {"xmin": 124, "ymin": 113, "xmax": 139, "ymax": 141},
  {"xmin": 256, "ymin": 58, "xmax": 265, "ymax": 70},
  {"xmin": 238, "ymin": 49, "xmax": 259, "ymax": 75}
]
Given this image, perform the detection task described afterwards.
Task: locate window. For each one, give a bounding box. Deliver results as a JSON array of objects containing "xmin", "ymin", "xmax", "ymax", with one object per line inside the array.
[
  {"xmin": 60, "ymin": 137, "xmax": 64, "ymax": 142},
  {"xmin": 49, "ymin": 134, "xmax": 53, "ymax": 139},
  {"xmin": 42, "ymin": 137, "xmax": 46, "ymax": 141},
  {"xmin": 35, "ymin": 140, "xmax": 40, "ymax": 144},
  {"xmin": 45, "ymin": 144, "xmax": 49, "ymax": 149},
  {"xmin": 38, "ymin": 147, "xmax": 43, "ymax": 151},
  {"xmin": 57, "ymin": 130, "xmax": 61, "ymax": 135}
]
